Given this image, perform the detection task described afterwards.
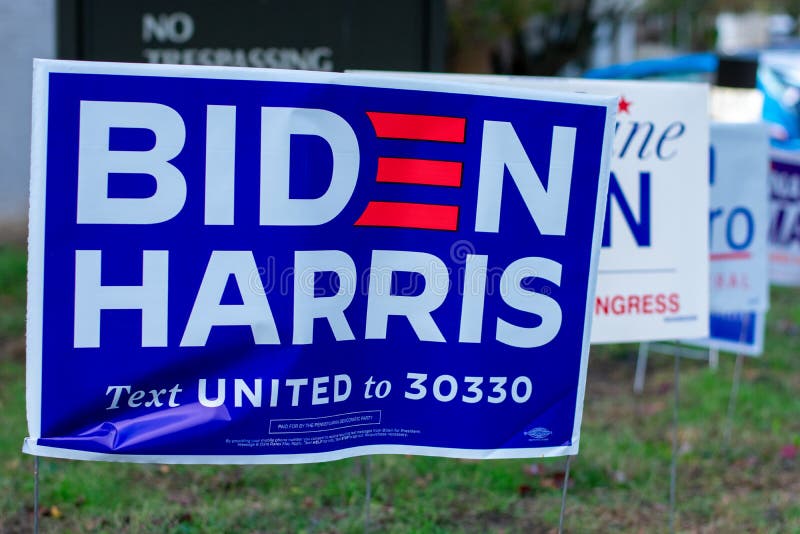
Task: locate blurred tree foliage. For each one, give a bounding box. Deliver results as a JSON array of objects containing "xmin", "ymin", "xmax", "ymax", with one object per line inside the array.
[
  {"xmin": 447, "ymin": 0, "xmax": 800, "ymax": 75},
  {"xmin": 645, "ymin": 0, "xmax": 800, "ymax": 50},
  {"xmin": 650, "ymin": 0, "xmax": 800, "ymax": 16},
  {"xmin": 446, "ymin": 0, "xmax": 623, "ymax": 75}
]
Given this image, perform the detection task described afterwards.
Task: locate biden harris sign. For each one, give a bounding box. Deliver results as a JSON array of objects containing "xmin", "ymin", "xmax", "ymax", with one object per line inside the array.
[{"xmin": 24, "ymin": 60, "xmax": 615, "ymax": 463}]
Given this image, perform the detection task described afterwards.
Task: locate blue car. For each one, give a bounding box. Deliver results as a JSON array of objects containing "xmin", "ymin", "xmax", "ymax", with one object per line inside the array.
[{"xmin": 585, "ymin": 51, "xmax": 800, "ymax": 150}]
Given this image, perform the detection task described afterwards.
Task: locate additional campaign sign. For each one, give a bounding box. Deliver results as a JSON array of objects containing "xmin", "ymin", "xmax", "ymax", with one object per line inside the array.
[
  {"xmin": 559, "ymin": 79, "xmax": 709, "ymax": 344},
  {"xmin": 707, "ymin": 123, "xmax": 770, "ymax": 312},
  {"xmin": 687, "ymin": 123, "xmax": 769, "ymax": 356},
  {"xmin": 349, "ymin": 72, "xmax": 710, "ymax": 344},
  {"xmin": 25, "ymin": 60, "xmax": 615, "ymax": 463},
  {"xmin": 769, "ymin": 149, "xmax": 800, "ymax": 285}
]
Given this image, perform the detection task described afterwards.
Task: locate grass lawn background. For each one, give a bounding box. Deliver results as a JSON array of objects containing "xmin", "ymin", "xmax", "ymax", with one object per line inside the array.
[{"xmin": 1, "ymin": 244, "xmax": 797, "ymax": 533}]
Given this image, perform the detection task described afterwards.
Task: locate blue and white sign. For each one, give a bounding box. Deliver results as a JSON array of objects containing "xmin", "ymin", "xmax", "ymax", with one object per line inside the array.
[
  {"xmin": 688, "ymin": 123, "xmax": 769, "ymax": 356},
  {"xmin": 707, "ymin": 123, "xmax": 769, "ymax": 312},
  {"xmin": 24, "ymin": 60, "xmax": 615, "ymax": 463},
  {"xmin": 769, "ymin": 149, "xmax": 800, "ymax": 286}
]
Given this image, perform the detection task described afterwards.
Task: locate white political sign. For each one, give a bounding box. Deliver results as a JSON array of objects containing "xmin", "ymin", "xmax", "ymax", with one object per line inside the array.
[
  {"xmin": 686, "ymin": 123, "xmax": 769, "ymax": 357},
  {"xmin": 350, "ymin": 72, "xmax": 710, "ymax": 344},
  {"xmin": 707, "ymin": 122, "xmax": 770, "ymax": 312}
]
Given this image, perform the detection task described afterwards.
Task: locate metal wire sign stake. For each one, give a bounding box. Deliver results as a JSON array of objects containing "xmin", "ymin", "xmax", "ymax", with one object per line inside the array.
[
  {"xmin": 364, "ymin": 455, "xmax": 372, "ymax": 533},
  {"xmin": 33, "ymin": 456, "xmax": 40, "ymax": 534},
  {"xmin": 669, "ymin": 354, "xmax": 680, "ymax": 534},
  {"xmin": 724, "ymin": 314, "xmax": 752, "ymax": 447},
  {"xmin": 558, "ymin": 455, "xmax": 573, "ymax": 534},
  {"xmin": 723, "ymin": 353, "xmax": 745, "ymax": 447}
]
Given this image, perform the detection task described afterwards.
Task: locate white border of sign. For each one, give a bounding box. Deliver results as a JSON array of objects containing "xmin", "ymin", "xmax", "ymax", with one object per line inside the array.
[
  {"xmin": 687, "ymin": 313, "xmax": 765, "ymax": 357},
  {"xmin": 24, "ymin": 59, "xmax": 615, "ymax": 463}
]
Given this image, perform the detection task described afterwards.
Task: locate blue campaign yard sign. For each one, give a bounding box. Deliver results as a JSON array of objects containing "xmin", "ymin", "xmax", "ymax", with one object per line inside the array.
[{"xmin": 25, "ymin": 60, "xmax": 615, "ymax": 463}]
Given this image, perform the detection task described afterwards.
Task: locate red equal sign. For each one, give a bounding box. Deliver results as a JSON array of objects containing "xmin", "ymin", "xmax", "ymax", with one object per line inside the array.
[
  {"xmin": 355, "ymin": 112, "xmax": 466, "ymax": 231},
  {"xmin": 375, "ymin": 158, "xmax": 462, "ymax": 187},
  {"xmin": 366, "ymin": 111, "xmax": 466, "ymax": 143},
  {"xmin": 710, "ymin": 251, "xmax": 752, "ymax": 261}
]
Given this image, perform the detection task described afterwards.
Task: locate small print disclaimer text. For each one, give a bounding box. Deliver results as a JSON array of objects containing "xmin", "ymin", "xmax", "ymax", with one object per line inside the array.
[
  {"xmin": 225, "ymin": 426, "xmax": 421, "ymax": 449},
  {"xmin": 269, "ymin": 410, "xmax": 382, "ymax": 434}
]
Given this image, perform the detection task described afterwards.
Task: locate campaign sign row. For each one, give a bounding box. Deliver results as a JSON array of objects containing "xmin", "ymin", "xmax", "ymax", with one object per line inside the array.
[
  {"xmin": 24, "ymin": 61, "xmax": 773, "ymax": 464},
  {"xmin": 359, "ymin": 72, "xmax": 772, "ymax": 356}
]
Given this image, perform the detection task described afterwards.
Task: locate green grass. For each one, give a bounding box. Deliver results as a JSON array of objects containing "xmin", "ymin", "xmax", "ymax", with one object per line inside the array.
[
  {"xmin": 0, "ymin": 245, "xmax": 26, "ymax": 338},
  {"xmin": 1, "ymin": 244, "xmax": 798, "ymax": 532}
]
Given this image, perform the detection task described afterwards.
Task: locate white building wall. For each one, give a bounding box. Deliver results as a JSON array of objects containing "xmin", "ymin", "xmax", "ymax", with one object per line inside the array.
[{"xmin": 0, "ymin": 0, "xmax": 55, "ymax": 231}]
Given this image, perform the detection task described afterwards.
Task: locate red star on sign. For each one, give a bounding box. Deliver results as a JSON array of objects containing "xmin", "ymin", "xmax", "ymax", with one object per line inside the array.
[{"xmin": 618, "ymin": 96, "xmax": 632, "ymax": 114}]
